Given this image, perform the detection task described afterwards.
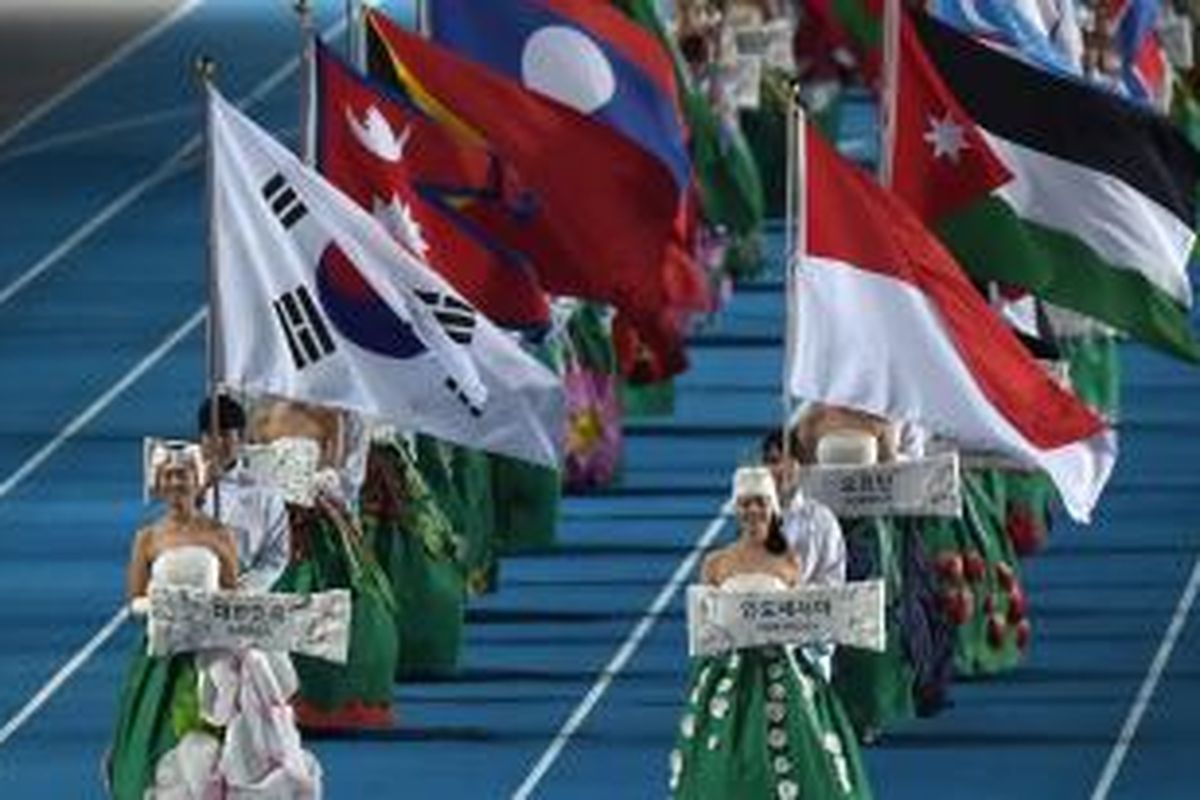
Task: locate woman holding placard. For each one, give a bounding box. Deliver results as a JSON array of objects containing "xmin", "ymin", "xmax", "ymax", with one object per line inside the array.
[
  {"xmin": 254, "ymin": 399, "xmax": 398, "ymax": 731},
  {"xmin": 669, "ymin": 466, "xmax": 872, "ymax": 799},
  {"xmin": 107, "ymin": 441, "xmax": 321, "ymax": 798}
]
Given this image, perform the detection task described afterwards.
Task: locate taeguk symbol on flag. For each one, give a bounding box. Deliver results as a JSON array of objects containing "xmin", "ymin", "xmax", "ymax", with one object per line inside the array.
[
  {"xmin": 258, "ymin": 169, "xmax": 486, "ymax": 411},
  {"xmin": 316, "ymin": 242, "xmax": 429, "ymax": 360},
  {"xmin": 427, "ymin": 0, "xmax": 690, "ymax": 191}
]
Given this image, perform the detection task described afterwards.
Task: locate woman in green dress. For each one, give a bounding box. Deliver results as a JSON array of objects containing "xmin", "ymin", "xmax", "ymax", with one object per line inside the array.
[
  {"xmin": 108, "ymin": 442, "xmax": 321, "ymax": 797},
  {"xmin": 924, "ymin": 468, "xmax": 1030, "ymax": 677},
  {"xmin": 109, "ymin": 443, "xmax": 239, "ymax": 798},
  {"xmin": 255, "ymin": 400, "xmax": 398, "ymax": 731},
  {"xmin": 791, "ymin": 406, "xmax": 921, "ymax": 740},
  {"xmin": 360, "ymin": 432, "xmax": 466, "ymax": 678},
  {"xmin": 671, "ymin": 467, "xmax": 872, "ymax": 799},
  {"xmin": 413, "ymin": 434, "xmax": 500, "ymax": 595}
]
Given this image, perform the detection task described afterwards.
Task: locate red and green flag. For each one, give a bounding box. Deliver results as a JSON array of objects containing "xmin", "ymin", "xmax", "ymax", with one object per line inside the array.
[{"xmin": 892, "ymin": 11, "xmax": 1200, "ymax": 362}]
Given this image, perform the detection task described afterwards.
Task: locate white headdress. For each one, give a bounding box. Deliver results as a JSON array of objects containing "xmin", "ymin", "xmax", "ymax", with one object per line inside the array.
[
  {"xmin": 143, "ymin": 438, "xmax": 208, "ymax": 501},
  {"xmin": 731, "ymin": 465, "xmax": 780, "ymax": 515}
]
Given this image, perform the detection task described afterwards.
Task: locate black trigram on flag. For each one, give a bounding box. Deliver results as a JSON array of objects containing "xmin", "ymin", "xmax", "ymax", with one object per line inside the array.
[
  {"xmin": 416, "ymin": 290, "xmax": 476, "ymax": 346},
  {"xmin": 444, "ymin": 376, "xmax": 483, "ymax": 418},
  {"xmin": 273, "ymin": 286, "xmax": 336, "ymax": 370},
  {"xmin": 261, "ymin": 173, "xmax": 307, "ymax": 229},
  {"xmin": 415, "ymin": 290, "xmax": 483, "ymax": 416}
]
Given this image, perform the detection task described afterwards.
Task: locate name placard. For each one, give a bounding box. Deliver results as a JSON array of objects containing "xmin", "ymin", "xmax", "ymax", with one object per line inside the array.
[
  {"xmin": 733, "ymin": 19, "xmax": 796, "ymax": 70},
  {"xmin": 726, "ymin": 55, "xmax": 763, "ymax": 110},
  {"xmin": 688, "ymin": 580, "xmax": 885, "ymax": 658},
  {"xmin": 242, "ymin": 437, "xmax": 321, "ymax": 506},
  {"xmin": 147, "ymin": 587, "xmax": 350, "ymax": 663},
  {"xmin": 794, "ymin": 452, "xmax": 961, "ymax": 517}
]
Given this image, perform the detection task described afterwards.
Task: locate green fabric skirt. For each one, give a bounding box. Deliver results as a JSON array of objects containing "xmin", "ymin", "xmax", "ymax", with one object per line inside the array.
[
  {"xmin": 1001, "ymin": 470, "xmax": 1056, "ymax": 557},
  {"xmin": 833, "ymin": 516, "xmax": 916, "ymax": 737},
  {"xmin": 620, "ymin": 377, "xmax": 675, "ymax": 418},
  {"xmin": 671, "ymin": 646, "xmax": 873, "ymax": 800},
  {"xmin": 922, "ymin": 469, "xmax": 1027, "ymax": 677},
  {"xmin": 107, "ymin": 639, "xmax": 212, "ymax": 799},
  {"xmin": 276, "ymin": 502, "xmax": 398, "ymax": 730},
  {"xmin": 361, "ymin": 439, "xmax": 466, "ymax": 679},
  {"xmin": 414, "ymin": 435, "xmax": 499, "ymax": 595},
  {"xmin": 491, "ymin": 453, "xmax": 560, "ymax": 554}
]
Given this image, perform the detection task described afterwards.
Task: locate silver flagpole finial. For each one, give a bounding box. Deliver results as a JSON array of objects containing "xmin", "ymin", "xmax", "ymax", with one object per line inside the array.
[{"xmin": 194, "ymin": 54, "xmax": 217, "ymax": 85}]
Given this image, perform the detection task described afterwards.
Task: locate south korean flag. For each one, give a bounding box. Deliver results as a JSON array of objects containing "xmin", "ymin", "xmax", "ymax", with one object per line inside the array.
[{"xmin": 208, "ymin": 87, "xmax": 562, "ymax": 468}]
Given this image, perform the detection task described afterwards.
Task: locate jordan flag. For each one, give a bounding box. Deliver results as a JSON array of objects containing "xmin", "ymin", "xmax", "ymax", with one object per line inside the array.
[
  {"xmin": 903, "ymin": 12, "xmax": 1200, "ymax": 362},
  {"xmin": 890, "ymin": 13, "xmax": 1012, "ymax": 222},
  {"xmin": 789, "ymin": 126, "xmax": 1115, "ymax": 522}
]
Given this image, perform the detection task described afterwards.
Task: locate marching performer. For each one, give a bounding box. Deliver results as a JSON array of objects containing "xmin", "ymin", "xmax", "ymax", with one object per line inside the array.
[
  {"xmin": 790, "ymin": 405, "xmax": 915, "ymax": 740},
  {"xmin": 360, "ymin": 428, "xmax": 466, "ymax": 678},
  {"xmin": 761, "ymin": 430, "xmax": 846, "ymax": 683},
  {"xmin": 761, "ymin": 429, "xmax": 846, "ymax": 589},
  {"xmin": 791, "ymin": 403, "xmax": 953, "ymax": 737},
  {"xmin": 108, "ymin": 441, "xmax": 320, "ymax": 798},
  {"xmin": 669, "ymin": 467, "xmax": 872, "ymax": 799},
  {"xmin": 254, "ymin": 399, "xmax": 398, "ymax": 731}
]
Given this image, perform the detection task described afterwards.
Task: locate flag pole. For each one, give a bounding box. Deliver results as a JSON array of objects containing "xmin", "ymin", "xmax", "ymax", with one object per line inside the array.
[
  {"xmin": 197, "ymin": 53, "xmax": 222, "ymax": 524},
  {"xmin": 295, "ymin": 0, "xmax": 316, "ymax": 166},
  {"xmin": 878, "ymin": 0, "xmax": 901, "ymax": 188},
  {"xmin": 344, "ymin": 0, "xmax": 356, "ymax": 65},
  {"xmin": 416, "ymin": 0, "xmax": 431, "ymax": 37},
  {"xmin": 781, "ymin": 81, "xmax": 804, "ymax": 464}
]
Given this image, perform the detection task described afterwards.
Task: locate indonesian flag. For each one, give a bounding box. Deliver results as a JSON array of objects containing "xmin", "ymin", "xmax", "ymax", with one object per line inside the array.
[{"xmin": 789, "ymin": 126, "xmax": 1115, "ymax": 522}]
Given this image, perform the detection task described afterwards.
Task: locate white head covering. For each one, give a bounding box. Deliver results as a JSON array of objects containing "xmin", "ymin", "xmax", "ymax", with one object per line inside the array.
[
  {"xmin": 144, "ymin": 438, "xmax": 208, "ymax": 500},
  {"xmin": 731, "ymin": 466, "xmax": 780, "ymax": 515}
]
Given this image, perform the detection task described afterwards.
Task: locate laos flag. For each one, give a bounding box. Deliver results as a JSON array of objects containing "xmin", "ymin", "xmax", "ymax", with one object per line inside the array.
[
  {"xmin": 427, "ymin": 0, "xmax": 690, "ymax": 193},
  {"xmin": 363, "ymin": 7, "xmax": 708, "ymax": 349}
]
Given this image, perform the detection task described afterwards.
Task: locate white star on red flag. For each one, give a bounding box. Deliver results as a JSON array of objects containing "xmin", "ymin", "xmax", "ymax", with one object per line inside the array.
[{"xmin": 923, "ymin": 111, "xmax": 968, "ymax": 163}]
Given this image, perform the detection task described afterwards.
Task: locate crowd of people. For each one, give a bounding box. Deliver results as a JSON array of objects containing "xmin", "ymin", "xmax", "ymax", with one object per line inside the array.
[{"xmin": 104, "ymin": 297, "xmax": 625, "ymax": 797}]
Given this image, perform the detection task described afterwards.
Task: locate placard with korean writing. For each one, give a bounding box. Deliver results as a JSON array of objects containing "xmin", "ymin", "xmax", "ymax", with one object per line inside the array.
[
  {"xmin": 733, "ymin": 19, "xmax": 795, "ymax": 70},
  {"xmin": 687, "ymin": 580, "xmax": 885, "ymax": 658},
  {"xmin": 147, "ymin": 587, "xmax": 350, "ymax": 663},
  {"xmin": 726, "ymin": 55, "xmax": 763, "ymax": 110},
  {"xmin": 242, "ymin": 436, "xmax": 321, "ymax": 506},
  {"xmin": 795, "ymin": 452, "xmax": 961, "ymax": 518}
]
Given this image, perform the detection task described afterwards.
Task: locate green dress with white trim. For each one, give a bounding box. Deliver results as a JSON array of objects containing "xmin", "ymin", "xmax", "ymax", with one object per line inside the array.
[{"xmin": 670, "ymin": 574, "xmax": 873, "ymax": 800}]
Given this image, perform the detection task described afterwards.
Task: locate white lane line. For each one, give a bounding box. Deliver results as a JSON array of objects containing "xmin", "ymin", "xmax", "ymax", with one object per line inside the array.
[
  {"xmin": 0, "ymin": 17, "xmax": 346, "ymax": 313},
  {"xmin": 0, "ymin": 112, "xmax": 299, "ymax": 169},
  {"xmin": 0, "ymin": 308, "xmax": 204, "ymax": 748},
  {"xmin": 0, "ymin": 14, "xmax": 347, "ymax": 746},
  {"xmin": 0, "ymin": 142, "xmax": 198, "ymax": 309},
  {"xmin": 0, "ymin": 607, "xmax": 131, "ymax": 747},
  {"xmin": 510, "ymin": 505, "xmax": 731, "ymax": 800},
  {"xmin": 0, "ymin": 105, "xmax": 196, "ymax": 166},
  {"xmin": 0, "ymin": 0, "xmax": 204, "ymax": 152},
  {"xmin": 0, "ymin": 308, "xmax": 206, "ymax": 501},
  {"xmin": 1089, "ymin": 552, "xmax": 1200, "ymax": 800}
]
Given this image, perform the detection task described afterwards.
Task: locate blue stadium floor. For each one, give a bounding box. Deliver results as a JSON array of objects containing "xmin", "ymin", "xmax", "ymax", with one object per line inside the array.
[{"xmin": 0, "ymin": 1, "xmax": 1198, "ymax": 797}]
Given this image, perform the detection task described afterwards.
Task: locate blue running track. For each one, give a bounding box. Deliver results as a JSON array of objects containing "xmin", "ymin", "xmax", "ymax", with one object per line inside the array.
[{"xmin": 0, "ymin": 2, "xmax": 1197, "ymax": 797}]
